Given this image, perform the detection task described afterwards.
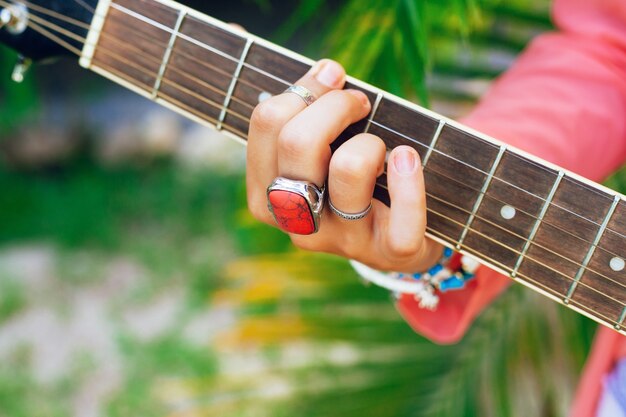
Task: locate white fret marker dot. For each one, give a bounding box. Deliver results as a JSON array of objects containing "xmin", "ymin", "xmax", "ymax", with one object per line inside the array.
[
  {"xmin": 500, "ymin": 205, "xmax": 516, "ymax": 220},
  {"xmin": 258, "ymin": 91, "xmax": 272, "ymax": 103},
  {"xmin": 610, "ymin": 257, "xmax": 625, "ymax": 272}
]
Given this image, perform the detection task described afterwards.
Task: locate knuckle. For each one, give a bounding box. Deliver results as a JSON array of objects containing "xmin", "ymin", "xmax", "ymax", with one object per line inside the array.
[
  {"xmin": 290, "ymin": 236, "xmax": 319, "ymax": 252},
  {"xmin": 327, "ymin": 90, "xmax": 357, "ymax": 110},
  {"xmin": 386, "ymin": 239, "xmax": 422, "ymax": 260},
  {"xmin": 330, "ymin": 152, "xmax": 373, "ymax": 185},
  {"xmin": 277, "ymin": 126, "xmax": 313, "ymax": 159},
  {"xmin": 247, "ymin": 191, "xmax": 272, "ymax": 223},
  {"xmin": 250, "ymin": 100, "xmax": 287, "ymax": 133},
  {"xmin": 338, "ymin": 231, "xmax": 369, "ymax": 259},
  {"xmin": 248, "ymin": 201, "xmax": 270, "ymax": 223}
]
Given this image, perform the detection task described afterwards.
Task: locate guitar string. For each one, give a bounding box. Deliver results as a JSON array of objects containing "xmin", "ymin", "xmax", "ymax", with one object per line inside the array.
[
  {"xmin": 16, "ymin": 6, "xmax": 626, "ymax": 282},
  {"xmin": 71, "ymin": 0, "xmax": 96, "ymax": 14},
  {"xmin": 11, "ymin": 4, "xmax": 626, "ymax": 278},
  {"xmin": 20, "ymin": 0, "xmax": 91, "ymax": 30},
  {"xmin": 11, "ymin": 0, "xmax": 624, "ymax": 242}
]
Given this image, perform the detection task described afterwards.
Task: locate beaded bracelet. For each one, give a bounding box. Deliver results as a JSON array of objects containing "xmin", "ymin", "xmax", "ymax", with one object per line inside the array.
[{"xmin": 349, "ymin": 247, "xmax": 480, "ymax": 310}]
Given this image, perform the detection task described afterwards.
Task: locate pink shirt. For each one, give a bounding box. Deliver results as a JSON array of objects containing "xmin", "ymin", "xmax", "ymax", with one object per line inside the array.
[{"xmin": 396, "ymin": 0, "xmax": 626, "ymax": 415}]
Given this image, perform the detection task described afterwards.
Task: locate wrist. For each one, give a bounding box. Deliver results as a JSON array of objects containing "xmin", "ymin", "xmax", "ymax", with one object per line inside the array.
[{"xmin": 350, "ymin": 246, "xmax": 480, "ymax": 310}]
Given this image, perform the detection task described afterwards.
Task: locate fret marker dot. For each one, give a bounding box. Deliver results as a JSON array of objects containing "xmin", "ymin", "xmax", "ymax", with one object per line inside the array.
[
  {"xmin": 500, "ymin": 205, "xmax": 516, "ymax": 220},
  {"xmin": 258, "ymin": 91, "xmax": 272, "ymax": 103},
  {"xmin": 610, "ymin": 257, "xmax": 625, "ymax": 272}
]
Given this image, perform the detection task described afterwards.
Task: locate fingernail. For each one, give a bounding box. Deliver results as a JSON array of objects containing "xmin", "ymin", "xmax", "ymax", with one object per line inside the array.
[
  {"xmin": 312, "ymin": 60, "xmax": 345, "ymax": 88},
  {"xmin": 394, "ymin": 148, "xmax": 418, "ymax": 174},
  {"xmin": 346, "ymin": 89, "xmax": 371, "ymax": 107}
]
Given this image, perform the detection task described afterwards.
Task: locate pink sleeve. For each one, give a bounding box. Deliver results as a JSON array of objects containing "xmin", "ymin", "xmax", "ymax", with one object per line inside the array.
[{"xmin": 397, "ymin": 0, "xmax": 626, "ymax": 345}]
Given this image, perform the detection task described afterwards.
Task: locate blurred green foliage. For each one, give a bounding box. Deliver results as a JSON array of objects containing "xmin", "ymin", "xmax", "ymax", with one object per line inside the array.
[
  {"xmin": 0, "ymin": 46, "xmax": 39, "ymax": 135},
  {"xmin": 278, "ymin": 0, "xmax": 550, "ymax": 104}
]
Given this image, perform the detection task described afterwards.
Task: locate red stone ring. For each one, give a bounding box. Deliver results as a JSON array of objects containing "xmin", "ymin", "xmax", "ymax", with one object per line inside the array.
[{"xmin": 267, "ymin": 177, "xmax": 326, "ymax": 235}]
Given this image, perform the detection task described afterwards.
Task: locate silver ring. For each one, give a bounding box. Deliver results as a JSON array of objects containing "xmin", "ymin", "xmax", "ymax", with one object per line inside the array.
[
  {"xmin": 285, "ymin": 85, "xmax": 316, "ymax": 106},
  {"xmin": 328, "ymin": 199, "xmax": 372, "ymax": 221}
]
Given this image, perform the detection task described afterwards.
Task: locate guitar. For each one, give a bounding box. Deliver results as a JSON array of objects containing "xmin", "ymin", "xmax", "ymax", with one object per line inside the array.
[{"xmin": 1, "ymin": 0, "xmax": 625, "ymax": 336}]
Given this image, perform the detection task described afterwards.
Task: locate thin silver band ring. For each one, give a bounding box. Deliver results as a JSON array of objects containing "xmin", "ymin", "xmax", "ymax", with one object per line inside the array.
[
  {"xmin": 328, "ymin": 199, "xmax": 372, "ymax": 221},
  {"xmin": 285, "ymin": 85, "xmax": 317, "ymax": 106}
]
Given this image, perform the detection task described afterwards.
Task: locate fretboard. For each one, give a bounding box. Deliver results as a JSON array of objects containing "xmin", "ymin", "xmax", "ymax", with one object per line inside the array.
[{"xmin": 79, "ymin": 0, "xmax": 626, "ymax": 335}]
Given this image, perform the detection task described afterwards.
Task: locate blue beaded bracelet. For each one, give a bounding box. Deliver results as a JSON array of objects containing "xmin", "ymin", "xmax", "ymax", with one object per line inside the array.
[{"xmin": 350, "ymin": 247, "xmax": 480, "ymax": 310}]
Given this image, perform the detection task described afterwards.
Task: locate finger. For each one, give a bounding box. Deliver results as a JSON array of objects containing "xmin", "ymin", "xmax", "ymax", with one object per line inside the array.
[
  {"xmin": 247, "ymin": 60, "xmax": 347, "ymax": 221},
  {"xmin": 328, "ymin": 133, "xmax": 386, "ymax": 222},
  {"xmin": 277, "ymin": 89, "xmax": 371, "ymax": 187},
  {"xmin": 228, "ymin": 23, "xmax": 247, "ymax": 33},
  {"xmin": 384, "ymin": 146, "xmax": 441, "ymax": 269}
]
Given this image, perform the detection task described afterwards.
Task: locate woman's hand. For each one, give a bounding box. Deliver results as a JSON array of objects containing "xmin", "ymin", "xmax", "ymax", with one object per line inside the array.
[{"xmin": 246, "ymin": 59, "xmax": 442, "ymax": 272}]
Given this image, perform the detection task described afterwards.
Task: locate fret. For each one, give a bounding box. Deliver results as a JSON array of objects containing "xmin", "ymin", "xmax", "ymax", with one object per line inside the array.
[
  {"xmin": 489, "ymin": 152, "xmax": 558, "ymax": 217},
  {"xmin": 566, "ymin": 278, "xmax": 624, "ymax": 326},
  {"xmin": 573, "ymin": 258, "xmax": 626, "ymax": 326},
  {"xmin": 458, "ymin": 152, "xmax": 556, "ymax": 267},
  {"xmin": 457, "ymin": 145, "xmax": 506, "ymax": 249},
  {"xmin": 369, "ymin": 97, "xmax": 440, "ymax": 161},
  {"xmin": 422, "ymin": 120, "xmax": 445, "ymax": 167},
  {"xmin": 512, "ymin": 171, "xmax": 564, "ymax": 278},
  {"xmin": 152, "ymin": 9, "xmax": 186, "ymax": 98},
  {"xmin": 158, "ymin": 13, "xmax": 248, "ymax": 132},
  {"xmin": 115, "ymin": 0, "xmax": 180, "ymax": 28},
  {"xmin": 544, "ymin": 176, "xmax": 616, "ymax": 243},
  {"xmin": 217, "ymin": 38, "xmax": 254, "ymax": 130},
  {"xmin": 472, "ymin": 194, "xmax": 537, "ymax": 241},
  {"xmin": 565, "ymin": 195, "xmax": 621, "ymax": 303},
  {"xmin": 88, "ymin": 0, "xmax": 178, "ymax": 94},
  {"xmin": 599, "ymin": 198, "xmax": 626, "ymax": 254},
  {"xmin": 427, "ymin": 125, "xmax": 501, "ymax": 191},
  {"xmin": 363, "ymin": 93, "xmax": 383, "ymax": 134},
  {"xmin": 79, "ymin": 0, "xmax": 110, "ymax": 68}
]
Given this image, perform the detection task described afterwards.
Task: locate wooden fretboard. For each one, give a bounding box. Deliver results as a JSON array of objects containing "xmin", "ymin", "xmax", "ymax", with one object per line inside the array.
[{"xmin": 79, "ymin": 0, "xmax": 626, "ymax": 335}]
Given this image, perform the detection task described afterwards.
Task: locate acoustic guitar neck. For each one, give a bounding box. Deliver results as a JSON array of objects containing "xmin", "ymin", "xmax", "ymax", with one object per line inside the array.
[{"xmin": 78, "ymin": 0, "xmax": 626, "ymax": 335}]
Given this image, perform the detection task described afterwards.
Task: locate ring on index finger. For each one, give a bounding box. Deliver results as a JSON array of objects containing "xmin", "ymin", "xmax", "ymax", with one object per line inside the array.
[{"xmin": 284, "ymin": 85, "xmax": 317, "ymax": 106}]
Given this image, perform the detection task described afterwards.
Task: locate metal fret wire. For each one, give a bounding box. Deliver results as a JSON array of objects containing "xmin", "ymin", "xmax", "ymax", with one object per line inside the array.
[
  {"xmin": 422, "ymin": 120, "xmax": 445, "ymax": 167},
  {"xmin": 512, "ymin": 172, "xmax": 564, "ymax": 277},
  {"xmin": 14, "ymin": 1, "xmax": 626, "ymax": 312},
  {"xmin": 565, "ymin": 195, "xmax": 621, "ymax": 303},
  {"xmin": 456, "ymin": 145, "xmax": 506, "ymax": 249},
  {"xmin": 217, "ymin": 37, "xmax": 254, "ymax": 130},
  {"xmin": 363, "ymin": 93, "xmax": 383, "ymax": 134},
  {"xmin": 151, "ymin": 9, "xmax": 186, "ymax": 98}
]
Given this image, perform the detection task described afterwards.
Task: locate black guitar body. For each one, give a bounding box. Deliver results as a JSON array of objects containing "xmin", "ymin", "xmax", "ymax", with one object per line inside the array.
[{"xmin": 0, "ymin": 0, "xmax": 96, "ymax": 60}]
